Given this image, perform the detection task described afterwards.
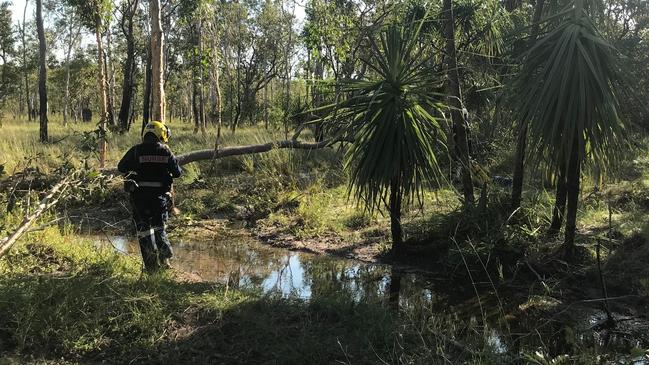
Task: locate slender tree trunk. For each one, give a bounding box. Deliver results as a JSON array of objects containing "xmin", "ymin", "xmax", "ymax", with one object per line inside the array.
[
  {"xmin": 564, "ymin": 137, "xmax": 581, "ymax": 257},
  {"xmin": 95, "ymin": 17, "xmax": 109, "ymax": 168},
  {"xmin": 511, "ymin": 0, "xmax": 546, "ymax": 210},
  {"xmin": 389, "ymin": 176, "xmax": 403, "ymax": 253},
  {"xmin": 105, "ymin": 27, "xmax": 116, "ymax": 127},
  {"xmin": 63, "ymin": 22, "xmax": 80, "ymax": 127},
  {"xmin": 192, "ymin": 76, "xmax": 200, "ymax": 133},
  {"xmin": 118, "ymin": 0, "xmax": 138, "ymax": 132},
  {"xmin": 233, "ymin": 44, "xmax": 242, "ymax": 134},
  {"xmin": 198, "ymin": 23, "xmax": 206, "ymax": 133},
  {"xmin": 150, "ymin": 0, "xmax": 165, "ymax": 123},
  {"xmin": 22, "ymin": 0, "xmax": 31, "ymax": 121},
  {"xmin": 142, "ymin": 50, "xmax": 152, "ymax": 134},
  {"xmin": 214, "ymin": 44, "xmax": 222, "ymax": 149},
  {"xmin": 443, "ymin": 0, "xmax": 473, "ymax": 206},
  {"xmin": 549, "ymin": 162, "xmax": 567, "ymax": 234},
  {"xmin": 36, "ymin": 0, "xmax": 47, "ymax": 142}
]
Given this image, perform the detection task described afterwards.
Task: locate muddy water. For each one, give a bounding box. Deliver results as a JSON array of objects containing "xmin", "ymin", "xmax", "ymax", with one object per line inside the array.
[
  {"xmin": 96, "ymin": 234, "xmax": 649, "ymax": 361},
  {"xmin": 100, "ymin": 234, "xmax": 428, "ymax": 302}
]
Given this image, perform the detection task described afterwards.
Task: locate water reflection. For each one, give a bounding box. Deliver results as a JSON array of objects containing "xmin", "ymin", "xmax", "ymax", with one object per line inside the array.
[
  {"xmin": 96, "ymin": 234, "xmax": 649, "ymax": 359},
  {"xmin": 99, "ymin": 235, "xmax": 406, "ymax": 301}
]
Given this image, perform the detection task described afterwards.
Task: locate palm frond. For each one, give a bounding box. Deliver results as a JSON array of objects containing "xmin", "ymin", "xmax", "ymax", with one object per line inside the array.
[
  {"xmin": 514, "ymin": 10, "xmax": 627, "ymax": 174},
  {"xmin": 316, "ymin": 21, "xmax": 449, "ymax": 213}
]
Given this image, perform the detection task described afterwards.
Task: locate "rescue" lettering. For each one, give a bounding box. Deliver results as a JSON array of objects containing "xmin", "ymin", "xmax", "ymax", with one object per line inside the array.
[{"xmin": 139, "ymin": 155, "xmax": 169, "ymax": 163}]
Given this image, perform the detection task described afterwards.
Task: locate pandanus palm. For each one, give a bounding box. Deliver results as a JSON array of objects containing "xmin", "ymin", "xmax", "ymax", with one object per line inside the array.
[
  {"xmin": 514, "ymin": 1, "xmax": 626, "ymax": 257},
  {"xmin": 319, "ymin": 23, "xmax": 448, "ymax": 252}
]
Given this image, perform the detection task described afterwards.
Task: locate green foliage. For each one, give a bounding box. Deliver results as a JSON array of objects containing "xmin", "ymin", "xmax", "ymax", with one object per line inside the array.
[
  {"xmin": 515, "ymin": 4, "xmax": 627, "ymax": 171},
  {"xmin": 320, "ymin": 22, "xmax": 448, "ymax": 213},
  {"xmin": 63, "ymin": 0, "xmax": 112, "ymax": 32}
]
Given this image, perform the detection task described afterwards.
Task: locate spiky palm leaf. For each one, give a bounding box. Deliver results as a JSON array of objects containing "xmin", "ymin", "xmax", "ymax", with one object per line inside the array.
[
  {"xmin": 320, "ymin": 23, "xmax": 448, "ymax": 213},
  {"xmin": 515, "ymin": 5, "xmax": 627, "ymax": 172}
]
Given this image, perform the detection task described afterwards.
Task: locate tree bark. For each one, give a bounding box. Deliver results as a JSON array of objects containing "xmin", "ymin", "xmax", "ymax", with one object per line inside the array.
[
  {"xmin": 389, "ymin": 176, "xmax": 403, "ymax": 253},
  {"xmin": 36, "ymin": 0, "xmax": 47, "ymax": 142},
  {"xmin": 177, "ymin": 139, "xmax": 332, "ymax": 165},
  {"xmin": 63, "ymin": 20, "xmax": 81, "ymax": 127},
  {"xmin": 150, "ymin": 0, "xmax": 165, "ymax": 123},
  {"xmin": 549, "ymin": 162, "xmax": 567, "ymax": 234},
  {"xmin": 142, "ymin": 49, "xmax": 152, "ymax": 134},
  {"xmin": 213, "ymin": 42, "xmax": 222, "ymax": 149},
  {"xmin": 22, "ymin": 0, "xmax": 31, "ymax": 122},
  {"xmin": 564, "ymin": 137, "xmax": 581, "ymax": 257},
  {"xmin": 442, "ymin": 0, "xmax": 474, "ymax": 206},
  {"xmin": 95, "ymin": 17, "xmax": 109, "ymax": 168},
  {"xmin": 192, "ymin": 74, "xmax": 200, "ymax": 133},
  {"xmin": 198, "ymin": 20, "xmax": 206, "ymax": 133},
  {"xmin": 105, "ymin": 27, "xmax": 116, "ymax": 127},
  {"xmin": 101, "ymin": 138, "xmax": 335, "ymax": 176},
  {"xmin": 118, "ymin": 0, "xmax": 138, "ymax": 132},
  {"xmin": 510, "ymin": 0, "xmax": 546, "ymax": 211}
]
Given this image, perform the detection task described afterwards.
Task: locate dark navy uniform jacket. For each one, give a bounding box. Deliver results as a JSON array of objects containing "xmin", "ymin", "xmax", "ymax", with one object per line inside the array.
[{"xmin": 118, "ymin": 141, "xmax": 182, "ymax": 194}]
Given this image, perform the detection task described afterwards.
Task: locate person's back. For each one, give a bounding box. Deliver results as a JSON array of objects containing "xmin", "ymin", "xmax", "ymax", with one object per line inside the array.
[
  {"xmin": 118, "ymin": 134, "xmax": 181, "ymax": 195},
  {"xmin": 118, "ymin": 121, "xmax": 181, "ymax": 272}
]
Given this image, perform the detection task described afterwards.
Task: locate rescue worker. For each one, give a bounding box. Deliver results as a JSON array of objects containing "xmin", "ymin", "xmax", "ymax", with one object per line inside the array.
[{"xmin": 118, "ymin": 121, "xmax": 182, "ymax": 272}]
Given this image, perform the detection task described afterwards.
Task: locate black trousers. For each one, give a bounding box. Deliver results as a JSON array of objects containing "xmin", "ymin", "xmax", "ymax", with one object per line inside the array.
[{"xmin": 130, "ymin": 192, "xmax": 173, "ymax": 271}]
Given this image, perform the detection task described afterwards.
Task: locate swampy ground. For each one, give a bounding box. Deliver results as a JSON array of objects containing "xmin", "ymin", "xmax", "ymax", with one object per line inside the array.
[{"xmin": 1, "ymin": 119, "xmax": 649, "ymax": 364}]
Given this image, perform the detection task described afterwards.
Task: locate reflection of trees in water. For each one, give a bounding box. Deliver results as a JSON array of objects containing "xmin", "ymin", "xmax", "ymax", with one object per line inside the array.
[
  {"xmin": 165, "ymin": 238, "xmax": 290, "ymax": 287},
  {"xmin": 301, "ymin": 256, "xmax": 391, "ymax": 302}
]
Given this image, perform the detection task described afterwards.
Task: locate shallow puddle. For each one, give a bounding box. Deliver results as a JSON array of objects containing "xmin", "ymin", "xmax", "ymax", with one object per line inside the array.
[
  {"xmin": 95, "ymin": 233, "xmax": 649, "ymax": 360},
  {"xmin": 98, "ymin": 234, "xmax": 426, "ymax": 302}
]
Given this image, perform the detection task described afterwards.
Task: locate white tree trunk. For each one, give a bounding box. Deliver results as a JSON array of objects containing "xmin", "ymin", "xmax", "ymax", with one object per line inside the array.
[{"xmin": 150, "ymin": 0, "xmax": 165, "ymax": 122}]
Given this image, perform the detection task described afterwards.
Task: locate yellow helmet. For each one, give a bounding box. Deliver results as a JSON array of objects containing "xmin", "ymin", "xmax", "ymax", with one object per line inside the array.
[{"xmin": 142, "ymin": 121, "xmax": 170, "ymax": 143}]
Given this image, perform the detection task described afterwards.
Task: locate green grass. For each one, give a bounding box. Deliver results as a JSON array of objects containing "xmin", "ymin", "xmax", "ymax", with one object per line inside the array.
[{"xmin": 0, "ymin": 226, "xmax": 513, "ymax": 364}]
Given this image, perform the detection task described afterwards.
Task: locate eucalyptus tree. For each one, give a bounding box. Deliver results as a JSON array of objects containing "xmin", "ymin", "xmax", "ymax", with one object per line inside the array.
[
  {"xmin": 117, "ymin": 0, "xmax": 140, "ymax": 132},
  {"xmin": 49, "ymin": 1, "xmax": 83, "ymax": 127},
  {"xmin": 514, "ymin": 0, "xmax": 627, "ymax": 256},
  {"xmin": 0, "ymin": 1, "xmax": 17, "ymax": 119},
  {"xmin": 18, "ymin": 0, "xmax": 34, "ymax": 120},
  {"xmin": 36, "ymin": 0, "xmax": 47, "ymax": 142},
  {"xmin": 150, "ymin": 0, "xmax": 164, "ymax": 123},
  {"xmin": 177, "ymin": 0, "xmax": 209, "ymax": 132},
  {"xmin": 65, "ymin": 0, "xmax": 112, "ymax": 167},
  {"xmin": 319, "ymin": 22, "xmax": 448, "ymax": 252}
]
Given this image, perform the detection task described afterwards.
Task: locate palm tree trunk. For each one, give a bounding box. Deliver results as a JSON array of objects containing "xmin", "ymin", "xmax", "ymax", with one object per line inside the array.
[
  {"xmin": 564, "ymin": 137, "xmax": 581, "ymax": 258},
  {"xmin": 549, "ymin": 162, "xmax": 567, "ymax": 234},
  {"xmin": 442, "ymin": 0, "xmax": 474, "ymax": 206},
  {"xmin": 36, "ymin": 0, "xmax": 47, "ymax": 142},
  {"xmin": 510, "ymin": 0, "xmax": 546, "ymax": 211},
  {"xmin": 389, "ymin": 176, "xmax": 403, "ymax": 253}
]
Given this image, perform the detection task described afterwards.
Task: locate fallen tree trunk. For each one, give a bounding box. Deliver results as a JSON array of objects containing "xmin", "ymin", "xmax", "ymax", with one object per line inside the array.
[
  {"xmin": 0, "ymin": 178, "xmax": 70, "ymax": 258},
  {"xmin": 177, "ymin": 139, "xmax": 332, "ymax": 165},
  {"xmin": 101, "ymin": 138, "xmax": 335, "ymax": 175}
]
